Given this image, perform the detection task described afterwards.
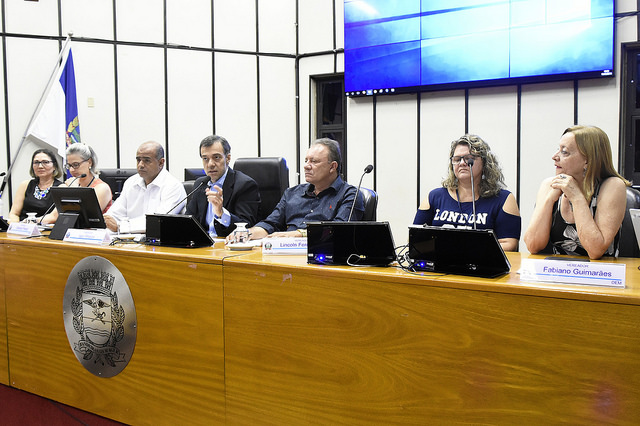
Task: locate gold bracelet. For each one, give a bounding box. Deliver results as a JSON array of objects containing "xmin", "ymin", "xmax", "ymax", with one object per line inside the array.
[{"xmin": 298, "ymin": 228, "xmax": 307, "ymax": 237}]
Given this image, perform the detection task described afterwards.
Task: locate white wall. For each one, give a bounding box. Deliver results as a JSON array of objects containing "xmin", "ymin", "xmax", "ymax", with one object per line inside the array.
[{"xmin": 0, "ymin": 0, "xmax": 637, "ymax": 252}]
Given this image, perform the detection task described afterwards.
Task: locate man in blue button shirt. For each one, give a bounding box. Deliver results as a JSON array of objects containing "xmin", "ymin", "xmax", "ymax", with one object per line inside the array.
[
  {"xmin": 240, "ymin": 138, "xmax": 363, "ymax": 240},
  {"xmin": 186, "ymin": 135, "xmax": 260, "ymax": 237}
]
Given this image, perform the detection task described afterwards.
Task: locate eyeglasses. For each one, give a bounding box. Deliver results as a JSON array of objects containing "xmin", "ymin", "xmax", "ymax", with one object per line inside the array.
[
  {"xmin": 451, "ymin": 155, "xmax": 477, "ymax": 165},
  {"xmin": 32, "ymin": 160, "xmax": 53, "ymax": 167},
  {"xmin": 64, "ymin": 159, "xmax": 88, "ymax": 170}
]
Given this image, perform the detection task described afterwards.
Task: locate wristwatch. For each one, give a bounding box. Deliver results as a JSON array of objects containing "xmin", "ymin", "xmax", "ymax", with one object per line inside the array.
[{"xmin": 298, "ymin": 228, "xmax": 307, "ymax": 237}]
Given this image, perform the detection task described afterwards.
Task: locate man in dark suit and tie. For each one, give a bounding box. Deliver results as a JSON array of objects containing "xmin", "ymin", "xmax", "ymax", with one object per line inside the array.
[{"xmin": 186, "ymin": 135, "xmax": 260, "ymax": 237}]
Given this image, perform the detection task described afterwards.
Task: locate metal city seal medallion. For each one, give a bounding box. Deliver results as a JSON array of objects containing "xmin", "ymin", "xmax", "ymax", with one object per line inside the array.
[{"xmin": 63, "ymin": 256, "xmax": 137, "ymax": 377}]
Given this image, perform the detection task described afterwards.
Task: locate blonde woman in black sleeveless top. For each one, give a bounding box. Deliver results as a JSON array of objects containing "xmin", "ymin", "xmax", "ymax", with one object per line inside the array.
[{"xmin": 524, "ymin": 125, "xmax": 630, "ymax": 259}]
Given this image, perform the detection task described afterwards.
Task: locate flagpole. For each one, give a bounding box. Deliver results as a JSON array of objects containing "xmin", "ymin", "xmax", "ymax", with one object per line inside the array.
[{"xmin": 0, "ymin": 33, "xmax": 73, "ymax": 200}]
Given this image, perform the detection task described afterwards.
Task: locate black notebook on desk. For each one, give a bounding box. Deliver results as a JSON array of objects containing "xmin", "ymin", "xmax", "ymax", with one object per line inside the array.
[
  {"xmin": 307, "ymin": 221, "xmax": 397, "ymax": 266},
  {"xmin": 408, "ymin": 225, "xmax": 510, "ymax": 278}
]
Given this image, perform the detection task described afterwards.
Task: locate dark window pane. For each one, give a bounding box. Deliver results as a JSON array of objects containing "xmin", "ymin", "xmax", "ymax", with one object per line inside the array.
[
  {"xmin": 636, "ymin": 54, "xmax": 640, "ymax": 109},
  {"xmin": 316, "ymin": 76, "xmax": 346, "ymax": 177},
  {"xmin": 321, "ymin": 82, "xmax": 344, "ymax": 125},
  {"xmin": 320, "ymin": 131, "xmax": 343, "ymax": 145}
]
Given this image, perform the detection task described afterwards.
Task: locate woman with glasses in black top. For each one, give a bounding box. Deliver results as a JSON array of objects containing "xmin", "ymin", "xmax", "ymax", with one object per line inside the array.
[{"xmin": 8, "ymin": 148, "xmax": 64, "ymax": 223}]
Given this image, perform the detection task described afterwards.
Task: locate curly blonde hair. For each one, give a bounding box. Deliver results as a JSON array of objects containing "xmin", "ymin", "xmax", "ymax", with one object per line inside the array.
[{"xmin": 442, "ymin": 134, "xmax": 505, "ymax": 198}]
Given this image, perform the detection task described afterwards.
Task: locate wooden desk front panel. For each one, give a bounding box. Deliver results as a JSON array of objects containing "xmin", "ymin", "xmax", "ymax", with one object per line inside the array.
[
  {"xmin": 0, "ymin": 245, "xmax": 9, "ymax": 385},
  {"xmin": 224, "ymin": 262, "xmax": 640, "ymax": 425},
  {"xmin": 3, "ymin": 242, "xmax": 224, "ymax": 426}
]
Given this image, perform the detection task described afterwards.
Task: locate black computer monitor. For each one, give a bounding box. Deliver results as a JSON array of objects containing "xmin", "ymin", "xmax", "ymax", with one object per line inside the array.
[
  {"xmin": 49, "ymin": 187, "xmax": 106, "ymax": 240},
  {"xmin": 99, "ymin": 168, "xmax": 138, "ymax": 200}
]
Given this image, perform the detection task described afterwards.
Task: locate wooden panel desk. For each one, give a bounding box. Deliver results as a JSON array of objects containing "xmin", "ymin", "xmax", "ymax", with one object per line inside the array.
[
  {"xmin": 0, "ymin": 234, "xmax": 232, "ymax": 426},
  {"xmin": 223, "ymin": 251, "xmax": 640, "ymax": 425}
]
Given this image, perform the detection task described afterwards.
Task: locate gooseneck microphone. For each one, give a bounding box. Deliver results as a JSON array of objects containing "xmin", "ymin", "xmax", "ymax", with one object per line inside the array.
[
  {"xmin": 69, "ymin": 173, "xmax": 87, "ymax": 187},
  {"xmin": 38, "ymin": 202, "xmax": 56, "ymax": 226},
  {"xmin": 348, "ymin": 164, "xmax": 373, "ymax": 222},
  {"xmin": 0, "ymin": 171, "xmax": 7, "ymax": 196},
  {"xmin": 165, "ymin": 176, "xmax": 211, "ymax": 214},
  {"xmin": 466, "ymin": 157, "xmax": 477, "ymax": 230}
]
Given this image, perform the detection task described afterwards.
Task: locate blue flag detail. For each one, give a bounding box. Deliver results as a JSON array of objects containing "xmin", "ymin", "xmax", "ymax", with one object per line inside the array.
[{"xmin": 60, "ymin": 49, "xmax": 81, "ymax": 147}]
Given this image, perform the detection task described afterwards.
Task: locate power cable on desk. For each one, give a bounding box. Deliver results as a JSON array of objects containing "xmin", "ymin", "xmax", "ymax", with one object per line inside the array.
[
  {"xmin": 395, "ymin": 243, "xmax": 448, "ymax": 277},
  {"xmin": 109, "ymin": 237, "xmax": 146, "ymax": 246}
]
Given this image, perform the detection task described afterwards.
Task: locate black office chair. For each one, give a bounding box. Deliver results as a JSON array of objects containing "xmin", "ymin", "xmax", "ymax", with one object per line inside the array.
[
  {"xmin": 360, "ymin": 187, "xmax": 378, "ymax": 221},
  {"xmin": 183, "ymin": 180, "xmax": 197, "ymax": 204},
  {"xmin": 184, "ymin": 168, "xmax": 206, "ymax": 181},
  {"xmin": 233, "ymin": 157, "xmax": 289, "ymax": 221},
  {"xmin": 617, "ymin": 186, "xmax": 640, "ymax": 257}
]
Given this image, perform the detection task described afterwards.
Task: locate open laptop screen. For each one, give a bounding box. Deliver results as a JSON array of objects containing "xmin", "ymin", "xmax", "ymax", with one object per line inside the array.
[
  {"xmin": 408, "ymin": 225, "xmax": 510, "ymax": 278},
  {"xmin": 146, "ymin": 214, "xmax": 213, "ymax": 248},
  {"xmin": 307, "ymin": 221, "xmax": 396, "ymax": 266}
]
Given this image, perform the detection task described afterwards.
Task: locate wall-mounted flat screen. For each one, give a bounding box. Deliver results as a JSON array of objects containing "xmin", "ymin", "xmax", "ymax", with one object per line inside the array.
[{"xmin": 344, "ymin": 0, "xmax": 615, "ymax": 96}]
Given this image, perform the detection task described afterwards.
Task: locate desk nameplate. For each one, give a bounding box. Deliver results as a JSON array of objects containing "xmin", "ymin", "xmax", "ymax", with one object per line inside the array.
[
  {"xmin": 63, "ymin": 228, "xmax": 111, "ymax": 245},
  {"xmin": 519, "ymin": 259, "xmax": 625, "ymax": 288},
  {"xmin": 262, "ymin": 237, "xmax": 307, "ymax": 255},
  {"xmin": 7, "ymin": 222, "xmax": 40, "ymax": 237}
]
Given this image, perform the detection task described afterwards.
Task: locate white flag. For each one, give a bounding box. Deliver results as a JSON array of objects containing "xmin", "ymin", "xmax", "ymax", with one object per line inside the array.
[{"xmin": 25, "ymin": 43, "xmax": 81, "ymax": 158}]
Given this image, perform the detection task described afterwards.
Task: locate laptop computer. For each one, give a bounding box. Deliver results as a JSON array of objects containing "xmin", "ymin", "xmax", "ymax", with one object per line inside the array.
[
  {"xmin": 146, "ymin": 214, "xmax": 213, "ymax": 248},
  {"xmin": 408, "ymin": 225, "xmax": 511, "ymax": 278},
  {"xmin": 307, "ymin": 221, "xmax": 397, "ymax": 266}
]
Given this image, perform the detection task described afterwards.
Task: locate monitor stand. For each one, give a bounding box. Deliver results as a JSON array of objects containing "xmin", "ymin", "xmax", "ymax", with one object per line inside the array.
[{"xmin": 49, "ymin": 213, "xmax": 80, "ymax": 240}]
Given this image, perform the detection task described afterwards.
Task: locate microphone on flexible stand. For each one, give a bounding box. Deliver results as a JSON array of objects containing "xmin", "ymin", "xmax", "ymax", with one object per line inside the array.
[
  {"xmin": 68, "ymin": 173, "xmax": 87, "ymax": 187},
  {"xmin": 465, "ymin": 157, "xmax": 477, "ymax": 230},
  {"xmin": 38, "ymin": 203, "xmax": 56, "ymax": 226},
  {"xmin": 165, "ymin": 176, "xmax": 210, "ymax": 214},
  {"xmin": 0, "ymin": 171, "xmax": 7, "ymax": 198},
  {"xmin": 0, "ymin": 172, "xmax": 6, "ymax": 219},
  {"xmin": 348, "ymin": 164, "xmax": 373, "ymax": 222}
]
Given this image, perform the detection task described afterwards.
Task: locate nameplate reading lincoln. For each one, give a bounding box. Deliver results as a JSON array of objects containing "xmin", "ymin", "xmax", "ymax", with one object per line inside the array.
[{"xmin": 63, "ymin": 256, "xmax": 137, "ymax": 377}]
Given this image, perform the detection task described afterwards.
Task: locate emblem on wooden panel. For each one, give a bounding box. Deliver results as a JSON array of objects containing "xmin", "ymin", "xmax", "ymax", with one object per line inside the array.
[{"xmin": 63, "ymin": 256, "xmax": 137, "ymax": 377}]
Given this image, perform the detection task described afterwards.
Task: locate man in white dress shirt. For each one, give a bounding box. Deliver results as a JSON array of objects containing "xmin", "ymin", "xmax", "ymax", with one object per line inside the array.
[{"xmin": 104, "ymin": 141, "xmax": 187, "ymax": 233}]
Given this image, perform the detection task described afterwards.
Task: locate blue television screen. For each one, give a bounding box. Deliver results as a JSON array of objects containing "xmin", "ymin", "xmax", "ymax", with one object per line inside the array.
[{"xmin": 344, "ymin": 0, "xmax": 615, "ymax": 96}]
